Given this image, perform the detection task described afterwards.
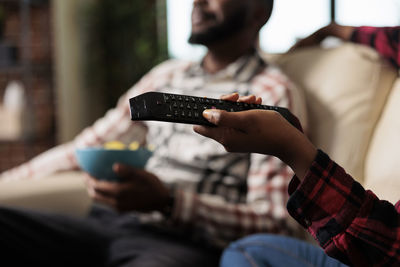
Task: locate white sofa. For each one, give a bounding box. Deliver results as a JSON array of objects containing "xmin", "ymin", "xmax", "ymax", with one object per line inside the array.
[
  {"xmin": 0, "ymin": 171, "xmax": 91, "ymax": 216},
  {"xmin": 272, "ymin": 43, "xmax": 400, "ymax": 204},
  {"xmin": 0, "ymin": 43, "xmax": 399, "ymax": 216}
]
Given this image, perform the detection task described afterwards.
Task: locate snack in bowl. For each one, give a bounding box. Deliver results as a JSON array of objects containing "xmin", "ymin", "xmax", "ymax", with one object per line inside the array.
[{"xmin": 75, "ymin": 141, "xmax": 153, "ymax": 182}]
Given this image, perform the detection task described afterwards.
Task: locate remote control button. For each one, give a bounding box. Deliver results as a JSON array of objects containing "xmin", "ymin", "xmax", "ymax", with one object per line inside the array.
[
  {"xmin": 164, "ymin": 94, "xmax": 170, "ymax": 103},
  {"xmin": 130, "ymin": 92, "xmax": 294, "ymax": 128}
]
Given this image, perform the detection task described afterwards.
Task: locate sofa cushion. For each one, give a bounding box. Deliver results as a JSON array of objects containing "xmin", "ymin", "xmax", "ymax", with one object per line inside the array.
[
  {"xmin": 0, "ymin": 171, "xmax": 91, "ymax": 216},
  {"xmin": 272, "ymin": 43, "xmax": 397, "ymax": 182},
  {"xmin": 364, "ymin": 78, "xmax": 400, "ymax": 204}
]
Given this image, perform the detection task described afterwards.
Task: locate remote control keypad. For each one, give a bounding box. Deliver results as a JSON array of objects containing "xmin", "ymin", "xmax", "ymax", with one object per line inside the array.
[
  {"xmin": 160, "ymin": 93, "xmax": 279, "ymax": 121},
  {"xmin": 129, "ymin": 92, "xmax": 296, "ymax": 128}
]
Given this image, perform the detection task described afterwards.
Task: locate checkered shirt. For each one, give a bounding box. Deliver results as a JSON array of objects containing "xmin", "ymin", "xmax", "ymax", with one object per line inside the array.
[
  {"xmin": 0, "ymin": 51, "xmax": 306, "ymax": 247},
  {"xmin": 288, "ymin": 150, "xmax": 400, "ymax": 266}
]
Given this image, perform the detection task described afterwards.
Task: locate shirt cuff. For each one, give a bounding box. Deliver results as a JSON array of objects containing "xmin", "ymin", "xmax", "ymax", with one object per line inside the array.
[
  {"xmin": 286, "ymin": 150, "xmax": 366, "ymax": 246},
  {"xmin": 286, "ymin": 150, "xmax": 323, "ymax": 228},
  {"xmin": 349, "ymin": 26, "xmax": 377, "ymax": 45},
  {"xmin": 349, "ymin": 27, "xmax": 360, "ymax": 43}
]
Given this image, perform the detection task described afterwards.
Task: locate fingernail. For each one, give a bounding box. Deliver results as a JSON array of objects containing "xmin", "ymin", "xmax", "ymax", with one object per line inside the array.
[{"xmin": 203, "ymin": 109, "xmax": 220, "ymax": 123}]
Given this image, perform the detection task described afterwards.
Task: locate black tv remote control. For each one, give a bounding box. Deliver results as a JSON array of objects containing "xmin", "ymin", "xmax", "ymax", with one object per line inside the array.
[{"xmin": 129, "ymin": 92, "xmax": 301, "ymax": 128}]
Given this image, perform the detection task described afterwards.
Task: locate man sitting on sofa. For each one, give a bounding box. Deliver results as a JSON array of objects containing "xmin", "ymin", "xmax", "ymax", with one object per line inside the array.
[{"xmin": 0, "ymin": 0, "xmax": 307, "ymax": 266}]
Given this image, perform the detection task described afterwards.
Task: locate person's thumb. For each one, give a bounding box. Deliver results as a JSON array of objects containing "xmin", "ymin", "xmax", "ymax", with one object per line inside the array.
[
  {"xmin": 113, "ymin": 163, "xmax": 142, "ymax": 181},
  {"xmin": 203, "ymin": 109, "xmax": 244, "ymax": 128}
]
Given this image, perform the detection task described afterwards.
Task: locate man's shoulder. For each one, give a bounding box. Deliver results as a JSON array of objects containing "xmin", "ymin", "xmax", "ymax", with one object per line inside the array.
[
  {"xmin": 148, "ymin": 58, "xmax": 193, "ymax": 76},
  {"xmin": 252, "ymin": 52, "xmax": 308, "ymax": 129},
  {"xmin": 250, "ymin": 51, "xmax": 286, "ymax": 78},
  {"xmin": 252, "ymin": 58, "xmax": 292, "ymax": 86}
]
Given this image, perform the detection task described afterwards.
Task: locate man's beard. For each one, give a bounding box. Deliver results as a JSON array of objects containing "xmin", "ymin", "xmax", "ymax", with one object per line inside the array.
[{"xmin": 188, "ymin": 8, "xmax": 247, "ymax": 46}]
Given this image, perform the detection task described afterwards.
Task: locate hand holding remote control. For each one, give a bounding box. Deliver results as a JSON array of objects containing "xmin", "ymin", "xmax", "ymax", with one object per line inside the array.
[
  {"xmin": 129, "ymin": 92, "xmax": 301, "ymax": 129},
  {"xmin": 193, "ymin": 93, "xmax": 315, "ymax": 179}
]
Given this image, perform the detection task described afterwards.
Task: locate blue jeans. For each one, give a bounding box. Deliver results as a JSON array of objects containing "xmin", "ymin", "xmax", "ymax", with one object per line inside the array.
[{"xmin": 220, "ymin": 234, "xmax": 349, "ymax": 267}]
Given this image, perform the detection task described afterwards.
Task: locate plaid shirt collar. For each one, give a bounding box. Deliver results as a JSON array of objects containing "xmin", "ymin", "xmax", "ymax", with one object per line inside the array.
[{"xmin": 185, "ymin": 49, "xmax": 266, "ymax": 83}]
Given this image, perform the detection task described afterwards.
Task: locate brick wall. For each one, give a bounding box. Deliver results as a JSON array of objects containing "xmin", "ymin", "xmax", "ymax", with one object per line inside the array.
[{"xmin": 0, "ymin": 1, "xmax": 55, "ymax": 171}]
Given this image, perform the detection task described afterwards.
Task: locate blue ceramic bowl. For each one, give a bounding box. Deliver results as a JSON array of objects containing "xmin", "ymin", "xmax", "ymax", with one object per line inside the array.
[{"xmin": 75, "ymin": 148, "xmax": 153, "ymax": 181}]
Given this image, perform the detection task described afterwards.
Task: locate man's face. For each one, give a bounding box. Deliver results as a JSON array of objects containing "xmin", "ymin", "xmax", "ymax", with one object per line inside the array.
[{"xmin": 189, "ymin": 0, "xmax": 251, "ymax": 45}]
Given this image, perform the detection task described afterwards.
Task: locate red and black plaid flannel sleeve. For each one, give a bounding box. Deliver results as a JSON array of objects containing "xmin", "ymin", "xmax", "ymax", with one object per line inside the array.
[
  {"xmin": 351, "ymin": 26, "xmax": 400, "ymax": 70},
  {"xmin": 287, "ymin": 150, "xmax": 400, "ymax": 266}
]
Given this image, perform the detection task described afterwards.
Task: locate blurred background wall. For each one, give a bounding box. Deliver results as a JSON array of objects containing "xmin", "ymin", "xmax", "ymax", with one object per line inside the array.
[
  {"xmin": 54, "ymin": 0, "xmax": 167, "ymax": 142},
  {"xmin": 0, "ymin": 0, "xmax": 399, "ymax": 172},
  {"xmin": 0, "ymin": 0, "xmax": 167, "ymax": 171},
  {"xmin": 0, "ymin": 0, "xmax": 55, "ymax": 170}
]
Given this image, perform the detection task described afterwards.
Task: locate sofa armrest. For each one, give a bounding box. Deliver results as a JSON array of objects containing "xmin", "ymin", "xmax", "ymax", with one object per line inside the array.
[{"xmin": 0, "ymin": 171, "xmax": 92, "ymax": 217}]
